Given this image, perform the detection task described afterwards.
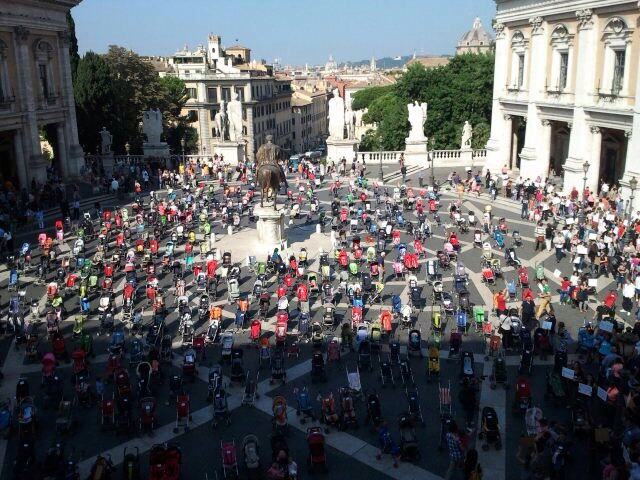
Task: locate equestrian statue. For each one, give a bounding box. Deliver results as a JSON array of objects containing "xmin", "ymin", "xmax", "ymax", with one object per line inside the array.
[{"xmin": 255, "ymin": 135, "xmax": 287, "ymax": 210}]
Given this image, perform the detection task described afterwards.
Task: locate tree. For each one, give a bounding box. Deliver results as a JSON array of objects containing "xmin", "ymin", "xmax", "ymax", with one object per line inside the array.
[
  {"xmin": 74, "ymin": 52, "xmax": 116, "ymax": 154},
  {"xmin": 351, "ymin": 85, "xmax": 393, "ymax": 110},
  {"xmin": 103, "ymin": 45, "xmax": 166, "ymax": 153},
  {"xmin": 66, "ymin": 12, "xmax": 80, "ymax": 82},
  {"xmin": 158, "ymin": 76, "xmax": 198, "ymax": 154},
  {"xmin": 354, "ymin": 54, "xmax": 495, "ymax": 151}
]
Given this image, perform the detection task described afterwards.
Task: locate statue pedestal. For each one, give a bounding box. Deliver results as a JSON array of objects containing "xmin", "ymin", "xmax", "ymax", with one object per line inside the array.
[
  {"xmin": 404, "ymin": 137, "xmax": 429, "ymax": 166},
  {"xmin": 460, "ymin": 147, "xmax": 474, "ymax": 168},
  {"xmin": 143, "ymin": 143, "xmax": 170, "ymax": 158},
  {"xmin": 327, "ymin": 138, "xmax": 358, "ymax": 163},
  {"xmin": 254, "ymin": 206, "xmax": 286, "ymax": 254},
  {"xmin": 213, "ymin": 141, "xmax": 245, "ymax": 165},
  {"xmin": 101, "ymin": 152, "xmax": 115, "ymax": 176}
]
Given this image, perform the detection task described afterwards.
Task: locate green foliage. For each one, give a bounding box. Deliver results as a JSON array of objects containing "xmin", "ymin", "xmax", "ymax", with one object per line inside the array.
[
  {"xmin": 74, "ymin": 46, "xmax": 199, "ymax": 155},
  {"xmin": 351, "ymin": 85, "xmax": 393, "ymax": 110},
  {"xmin": 74, "ymin": 52, "xmax": 116, "ymax": 154},
  {"xmin": 66, "ymin": 13, "xmax": 80, "ymax": 81},
  {"xmin": 357, "ymin": 53, "xmax": 494, "ymax": 151}
]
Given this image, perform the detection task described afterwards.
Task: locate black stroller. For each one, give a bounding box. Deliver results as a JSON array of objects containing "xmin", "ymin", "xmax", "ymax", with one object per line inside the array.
[{"xmin": 479, "ymin": 406, "xmax": 501, "ymax": 450}]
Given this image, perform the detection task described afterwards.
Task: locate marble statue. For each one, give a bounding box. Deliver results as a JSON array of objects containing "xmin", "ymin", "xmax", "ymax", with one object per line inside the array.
[
  {"xmin": 461, "ymin": 121, "xmax": 473, "ymax": 149},
  {"xmin": 100, "ymin": 127, "xmax": 112, "ymax": 154},
  {"xmin": 142, "ymin": 109, "xmax": 163, "ymax": 145},
  {"xmin": 227, "ymin": 93, "xmax": 243, "ymax": 142},
  {"xmin": 407, "ymin": 101, "xmax": 428, "ymax": 140},
  {"xmin": 345, "ymin": 98, "xmax": 355, "ymax": 140},
  {"xmin": 214, "ymin": 100, "xmax": 228, "ymax": 140},
  {"xmin": 328, "ymin": 89, "xmax": 345, "ymax": 140}
]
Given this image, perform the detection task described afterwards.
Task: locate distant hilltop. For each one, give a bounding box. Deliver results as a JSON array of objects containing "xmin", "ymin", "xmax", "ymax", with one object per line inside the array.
[{"xmin": 346, "ymin": 55, "xmax": 413, "ymax": 69}]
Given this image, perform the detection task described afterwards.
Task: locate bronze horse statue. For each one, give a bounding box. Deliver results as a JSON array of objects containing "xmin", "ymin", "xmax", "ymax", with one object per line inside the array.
[{"xmin": 255, "ymin": 135, "xmax": 286, "ymax": 210}]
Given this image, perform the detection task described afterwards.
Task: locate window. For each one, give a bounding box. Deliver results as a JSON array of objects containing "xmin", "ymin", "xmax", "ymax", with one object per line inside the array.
[
  {"xmin": 209, "ymin": 109, "xmax": 217, "ymax": 121},
  {"xmin": 558, "ymin": 52, "xmax": 568, "ymax": 90},
  {"xmin": 221, "ymin": 87, "xmax": 231, "ymax": 102},
  {"xmin": 292, "ymin": 118, "xmax": 295, "ymax": 125},
  {"xmin": 612, "ymin": 50, "xmax": 625, "ymax": 95},
  {"xmin": 207, "ymin": 87, "xmax": 217, "ymax": 103},
  {"xmin": 234, "ymin": 87, "xmax": 244, "ymax": 102},
  {"xmin": 186, "ymin": 88, "xmax": 197, "ymax": 100},
  {"xmin": 188, "ymin": 110, "xmax": 198, "ymax": 121},
  {"xmin": 517, "ymin": 54, "xmax": 525, "ymax": 88},
  {"xmin": 38, "ymin": 64, "xmax": 50, "ymax": 99}
]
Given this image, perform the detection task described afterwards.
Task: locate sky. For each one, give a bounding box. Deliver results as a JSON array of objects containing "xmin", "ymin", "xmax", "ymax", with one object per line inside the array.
[{"xmin": 72, "ymin": 0, "xmax": 495, "ymax": 65}]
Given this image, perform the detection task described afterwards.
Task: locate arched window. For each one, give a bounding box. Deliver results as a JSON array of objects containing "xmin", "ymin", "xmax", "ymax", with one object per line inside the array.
[{"xmin": 33, "ymin": 39, "xmax": 55, "ymax": 101}]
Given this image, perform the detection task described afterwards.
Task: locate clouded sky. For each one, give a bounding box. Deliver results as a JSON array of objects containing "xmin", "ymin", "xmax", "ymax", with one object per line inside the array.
[{"xmin": 73, "ymin": 0, "xmax": 495, "ymax": 65}]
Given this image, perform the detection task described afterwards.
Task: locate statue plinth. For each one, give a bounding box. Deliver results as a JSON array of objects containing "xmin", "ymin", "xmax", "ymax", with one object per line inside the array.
[
  {"xmin": 403, "ymin": 137, "xmax": 429, "ymax": 166},
  {"xmin": 213, "ymin": 141, "xmax": 245, "ymax": 165},
  {"xmin": 143, "ymin": 143, "xmax": 170, "ymax": 158},
  {"xmin": 101, "ymin": 152, "xmax": 115, "ymax": 175},
  {"xmin": 254, "ymin": 206, "xmax": 286, "ymax": 253},
  {"xmin": 327, "ymin": 137, "xmax": 358, "ymax": 163}
]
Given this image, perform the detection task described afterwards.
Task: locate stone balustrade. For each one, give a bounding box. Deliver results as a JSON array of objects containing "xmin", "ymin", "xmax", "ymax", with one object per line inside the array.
[{"xmin": 356, "ymin": 149, "xmax": 487, "ymax": 165}]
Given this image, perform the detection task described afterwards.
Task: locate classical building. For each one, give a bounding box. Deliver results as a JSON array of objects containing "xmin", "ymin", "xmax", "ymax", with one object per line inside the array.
[
  {"xmin": 484, "ymin": 0, "xmax": 640, "ymax": 209},
  {"xmin": 456, "ymin": 17, "xmax": 495, "ymax": 55},
  {"xmin": 291, "ymin": 88, "xmax": 328, "ymax": 154},
  {"xmin": 164, "ymin": 35, "xmax": 293, "ymax": 159},
  {"xmin": 0, "ymin": 0, "xmax": 84, "ymax": 187}
]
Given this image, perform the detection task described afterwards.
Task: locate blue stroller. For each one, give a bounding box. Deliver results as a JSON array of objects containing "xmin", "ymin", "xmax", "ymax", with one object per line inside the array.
[
  {"xmin": 506, "ymin": 278, "xmax": 517, "ymax": 300},
  {"xmin": 397, "ymin": 243, "xmax": 407, "ymax": 257},
  {"xmin": 493, "ymin": 230, "xmax": 504, "ymax": 249},
  {"xmin": 8, "ymin": 269, "xmax": 18, "ymax": 292},
  {"xmin": 109, "ymin": 329, "xmax": 125, "ymax": 355},
  {"xmin": 295, "ymin": 386, "xmax": 315, "ymax": 423},
  {"xmin": 79, "ymin": 297, "xmax": 90, "ymax": 313},
  {"xmin": 396, "ymin": 212, "xmax": 405, "ymax": 228},
  {"xmin": 377, "ymin": 424, "xmax": 399, "ymax": 466},
  {"xmin": 391, "ymin": 295, "xmax": 402, "ymax": 317}
]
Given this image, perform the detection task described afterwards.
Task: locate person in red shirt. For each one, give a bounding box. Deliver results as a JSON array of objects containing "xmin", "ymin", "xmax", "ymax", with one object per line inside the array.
[{"xmin": 493, "ymin": 289, "xmax": 508, "ymax": 316}]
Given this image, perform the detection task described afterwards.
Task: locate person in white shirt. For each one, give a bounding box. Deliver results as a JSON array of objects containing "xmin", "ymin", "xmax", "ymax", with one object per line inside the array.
[
  {"xmin": 110, "ymin": 178, "xmax": 119, "ymax": 193},
  {"xmin": 622, "ymin": 276, "xmax": 636, "ymax": 315}
]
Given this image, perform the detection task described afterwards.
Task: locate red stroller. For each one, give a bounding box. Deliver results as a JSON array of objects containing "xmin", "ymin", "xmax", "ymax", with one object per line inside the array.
[
  {"xmin": 173, "ymin": 395, "xmax": 191, "ymax": 433},
  {"xmin": 41, "ymin": 352, "xmax": 57, "ymax": 382},
  {"xmin": 182, "ymin": 349, "xmax": 197, "ymax": 382},
  {"xmin": 403, "ymin": 253, "xmax": 418, "ymax": 272},
  {"xmin": 307, "ymin": 427, "xmax": 328, "ymax": 472},
  {"xmin": 351, "ymin": 306, "xmax": 363, "ymax": 328},
  {"xmin": 250, "ymin": 320, "xmax": 261, "ymax": 347},
  {"xmin": 100, "ymin": 395, "xmax": 115, "ymax": 429},
  {"xmin": 513, "ymin": 377, "xmax": 532, "ymax": 414},
  {"xmin": 114, "ymin": 367, "xmax": 131, "ymax": 398},
  {"xmin": 105, "ymin": 353, "xmax": 122, "ymax": 379},
  {"xmin": 139, "ymin": 396, "xmax": 157, "ymax": 433},
  {"xmin": 51, "ymin": 332, "xmax": 66, "ymax": 360},
  {"xmin": 149, "ymin": 444, "xmax": 181, "ymax": 480},
  {"xmin": 71, "ymin": 349, "xmax": 87, "ymax": 376},
  {"xmin": 413, "ymin": 239, "xmax": 425, "ymax": 257},
  {"xmin": 275, "ymin": 320, "xmax": 287, "ymax": 348},
  {"xmin": 221, "ymin": 440, "xmax": 239, "ymax": 478}
]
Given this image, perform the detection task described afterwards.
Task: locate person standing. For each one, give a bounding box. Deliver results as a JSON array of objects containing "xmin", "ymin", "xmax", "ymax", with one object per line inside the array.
[
  {"xmin": 534, "ymin": 221, "xmax": 545, "ymax": 252},
  {"xmin": 553, "ymin": 230, "xmax": 564, "ymax": 263},
  {"xmin": 622, "ymin": 276, "xmax": 636, "ymax": 316},
  {"xmin": 445, "ymin": 422, "xmax": 466, "ymax": 480}
]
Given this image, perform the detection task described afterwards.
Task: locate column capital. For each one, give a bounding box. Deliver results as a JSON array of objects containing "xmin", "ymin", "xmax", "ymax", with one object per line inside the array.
[
  {"xmin": 576, "ymin": 9, "xmax": 593, "ymax": 30},
  {"xmin": 541, "ymin": 119, "xmax": 551, "ymax": 127},
  {"xmin": 13, "ymin": 26, "xmax": 29, "ymax": 43},
  {"xmin": 625, "ymin": 130, "xmax": 633, "ymax": 139},
  {"xmin": 590, "ymin": 126, "xmax": 601, "ymax": 134},
  {"xmin": 492, "ymin": 19, "xmax": 506, "ymax": 39},
  {"xmin": 567, "ymin": 122, "xmax": 573, "ymax": 130},
  {"xmin": 529, "ymin": 16, "xmax": 544, "ymax": 35},
  {"xmin": 503, "ymin": 114, "xmax": 512, "ymax": 121}
]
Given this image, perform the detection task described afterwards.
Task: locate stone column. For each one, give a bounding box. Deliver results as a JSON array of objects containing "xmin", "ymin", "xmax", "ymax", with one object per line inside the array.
[
  {"xmin": 519, "ymin": 16, "xmax": 548, "ymax": 181},
  {"xmin": 563, "ymin": 9, "xmax": 596, "ymax": 191},
  {"xmin": 13, "ymin": 26, "xmax": 47, "ymax": 184},
  {"xmin": 484, "ymin": 22, "xmax": 512, "ymax": 173},
  {"xmin": 56, "ymin": 30, "xmax": 84, "ymax": 178},
  {"xmin": 246, "ymin": 105, "xmax": 255, "ymax": 160},
  {"xmin": 56, "ymin": 124, "xmax": 69, "ymax": 179},
  {"xmin": 537, "ymin": 120, "xmax": 552, "ymax": 179},
  {"xmin": 13, "ymin": 130, "xmax": 28, "ymax": 188},
  {"xmin": 588, "ymin": 126, "xmax": 602, "ymax": 193},
  {"xmin": 620, "ymin": 130, "xmax": 639, "ymax": 213}
]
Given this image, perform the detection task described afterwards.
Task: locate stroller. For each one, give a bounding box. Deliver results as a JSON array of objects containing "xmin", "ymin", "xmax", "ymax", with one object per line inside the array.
[
  {"xmin": 479, "ymin": 406, "xmax": 502, "ymax": 450},
  {"xmin": 272, "ymin": 395, "xmax": 289, "ymax": 435},
  {"xmin": 339, "ymin": 388, "xmax": 358, "ymax": 430},
  {"xmin": 307, "ymin": 427, "xmax": 328, "ymax": 473},
  {"xmin": 513, "ymin": 377, "xmax": 532, "ymax": 414},
  {"xmin": 399, "ymin": 414, "xmax": 420, "ymax": 461},
  {"xmin": 242, "ymin": 434, "xmax": 261, "ymax": 479},
  {"xmin": 221, "ymin": 440, "xmax": 239, "ymax": 478},
  {"xmin": 366, "ymin": 391, "xmax": 383, "ymax": 427},
  {"xmin": 295, "ymin": 386, "xmax": 315, "ymax": 423},
  {"xmin": 212, "ymin": 389, "xmax": 231, "ymax": 428}
]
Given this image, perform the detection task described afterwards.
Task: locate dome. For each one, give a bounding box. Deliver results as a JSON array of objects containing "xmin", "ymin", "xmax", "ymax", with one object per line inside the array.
[{"xmin": 458, "ymin": 17, "xmax": 493, "ymax": 46}]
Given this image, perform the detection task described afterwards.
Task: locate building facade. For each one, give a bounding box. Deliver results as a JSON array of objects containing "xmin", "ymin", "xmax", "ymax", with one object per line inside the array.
[
  {"xmin": 291, "ymin": 88, "xmax": 328, "ymax": 154},
  {"xmin": 166, "ymin": 35, "xmax": 293, "ymax": 159},
  {"xmin": 485, "ymin": 0, "xmax": 640, "ymax": 209},
  {"xmin": 456, "ymin": 17, "xmax": 495, "ymax": 55},
  {"xmin": 0, "ymin": 0, "xmax": 84, "ymax": 187}
]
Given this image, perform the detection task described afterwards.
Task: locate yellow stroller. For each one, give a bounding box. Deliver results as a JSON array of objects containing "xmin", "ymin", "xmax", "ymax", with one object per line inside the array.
[{"xmin": 427, "ymin": 345, "xmax": 440, "ymax": 381}]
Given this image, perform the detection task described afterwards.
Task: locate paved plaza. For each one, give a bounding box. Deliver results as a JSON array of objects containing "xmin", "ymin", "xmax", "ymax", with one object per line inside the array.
[{"xmin": 0, "ymin": 164, "xmax": 626, "ymax": 479}]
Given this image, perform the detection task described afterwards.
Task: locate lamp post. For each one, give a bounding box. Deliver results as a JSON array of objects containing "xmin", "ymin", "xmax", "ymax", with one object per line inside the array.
[
  {"xmin": 430, "ymin": 138, "xmax": 436, "ymax": 186},
  {"xmin": 580, "ymin": 160, "xmax": 590, "ymax": 224},
  {"xmin": 125, "ymin": 141, "xmax": 130, "ymax": 163},
  {"xmin": 180, "ymin": 138, "xmax": 186, "ymax": 167},
  {"xmin": 378, "ymin": 151, "xmax": 383, "ymax": 183},
  {"xmin": 629, "ymin": 176, "xmax": 638, "ymax": 219}
]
